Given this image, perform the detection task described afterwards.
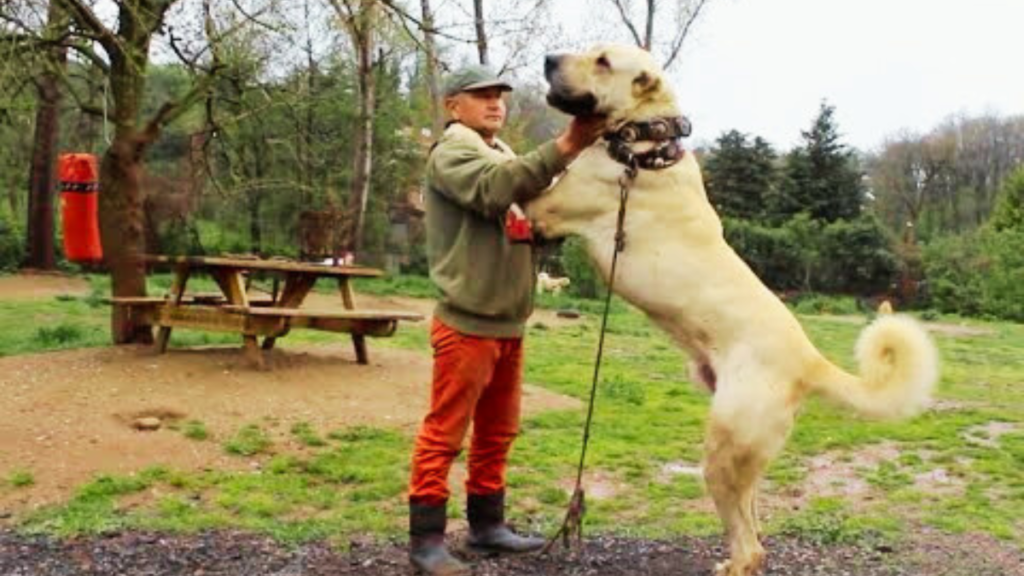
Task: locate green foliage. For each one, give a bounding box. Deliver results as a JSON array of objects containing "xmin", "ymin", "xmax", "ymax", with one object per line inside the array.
[
  {"xmin": 703, "ymin": 130, "xmax": 778, "ymax": 219},
  {"xmin": 602, "ymin": 375, "xmax": 647, "ymax": 406},
  {"xmin": 559, "ymin": 237, "xmax": 602, "ymax": 299},
  {"xmin": 923, "ymin": 227, "xmax": 1024, "ymax": 320},
  {"xmin": 816, "ymin": 214, "xmax": 899, "ymax": 293},
  {"xmin": 0, "ymin": 205, "xmax": 23, "ymax": 271},
  {"xmin": 772, "ymin": 102, "xmax": 865, "ymax": 223},
  {"xmin": 989, "ymin": 166, "xmax": 1024, "ymax": 232},
  {"xmin": 182, "ymin": 420, "xmax": 209, "ymax": 441},
  {"xmin": 8, "ymin": 469, "xmax": 35, "ymax": 488},
  {"xmin": 33, "ymin": 323, "xmax": 84, "ymax": 346},
  {"xmin": 291, "ymin": 422, "xmax": 327, "ymax": 447},
  {"xmin": 224, "ymin": 425, "xmax": 272, "ymax": 457},
  {"xmin": 724, "ymin": 214, "xmax": 896, "ymax": 293},
  {"xmin": 723, "ymin": 217, "xmax": 802, "ymax": 289},
  {"xmin": 789, "ymin": 293, "xmax": 861, "ymax": 316}
]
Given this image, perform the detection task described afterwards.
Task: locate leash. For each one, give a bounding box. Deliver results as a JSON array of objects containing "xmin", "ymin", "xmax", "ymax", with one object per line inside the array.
[{"xmin": 542, "ymin": 158, "xmax": 638, "ymax": 554}]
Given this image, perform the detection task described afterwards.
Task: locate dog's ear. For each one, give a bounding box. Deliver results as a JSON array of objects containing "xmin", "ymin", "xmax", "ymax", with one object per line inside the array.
[{"xmin": 632, "ymin": 71, "xmax": 661, "ymax": 98}]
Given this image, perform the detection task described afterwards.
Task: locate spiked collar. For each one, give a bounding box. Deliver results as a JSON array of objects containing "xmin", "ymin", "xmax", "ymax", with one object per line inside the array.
[{"xmin": 604, "ymin": 115, "xmax": 692, "ymax": 170}]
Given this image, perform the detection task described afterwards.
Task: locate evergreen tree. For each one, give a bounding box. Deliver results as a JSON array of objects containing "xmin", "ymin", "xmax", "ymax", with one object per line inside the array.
[
  {"xmin": 989, "ymin": 166, "xmax": 1024, "ymax": 232},
  {"xmin": 703, "ymin": 130, "xmax": 778, "ymax": 220},
  {"xmin": 773, "ymin": 102, "xmax": 865, "ymax": 223}
]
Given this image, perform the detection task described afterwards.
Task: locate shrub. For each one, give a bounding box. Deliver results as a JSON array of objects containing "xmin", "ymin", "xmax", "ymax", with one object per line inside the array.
[
  {"xmin": 724, "ymin": 214, "xmax": 896, "ymax": 294},
  {"xmin": 34, "ymin": 323, "xmax": 84, "ymax": 346},
  {"xmin": 922, "ymin": 227, "xmax": 1024, "ymax": 321},
  {"xmin": 0, "ymin": 206, "xmax": 22, "ymax": 271},
  {"xmin": 723, "ymin": 217, "xmax": 803, "ymax": 290},
  {"xmin": 989, "ymin": 166, "xmax": 1024, "ymax": 232},
  {"xmin": 817, "ymin": 215, "xmax": 899, "ymax": 294},
  {"xmin": 559, "ymin": 236, "xmax": 602, "ymax": 299}
]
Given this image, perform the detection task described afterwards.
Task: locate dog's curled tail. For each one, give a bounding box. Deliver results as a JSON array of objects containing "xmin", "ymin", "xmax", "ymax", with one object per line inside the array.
[{"xmin": 807, "ymin": 315, "xmax": 939, "ymax": 419}]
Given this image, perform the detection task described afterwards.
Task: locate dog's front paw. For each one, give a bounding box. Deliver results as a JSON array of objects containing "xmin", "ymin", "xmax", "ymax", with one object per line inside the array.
[{"xmin": 714, "ymin": 556, "xmax": 764, "ymax": 576}]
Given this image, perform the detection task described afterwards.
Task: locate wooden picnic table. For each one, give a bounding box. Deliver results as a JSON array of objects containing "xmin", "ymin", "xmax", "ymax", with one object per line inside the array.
[{"xmin": 109, "ymin": 255, "xmax": 423, "ymax": 369}]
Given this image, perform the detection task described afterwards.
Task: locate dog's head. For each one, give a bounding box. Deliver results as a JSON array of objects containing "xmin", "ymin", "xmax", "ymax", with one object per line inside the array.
[{"xmin": 545, "ymin": 44, "xmax": 677, "ymax": 122}]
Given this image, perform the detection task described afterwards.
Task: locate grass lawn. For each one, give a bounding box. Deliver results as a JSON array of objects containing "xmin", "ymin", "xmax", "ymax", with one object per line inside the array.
[{"xmin": 1, "ymin": 273, "xmax": 1022, "ymax": 548}]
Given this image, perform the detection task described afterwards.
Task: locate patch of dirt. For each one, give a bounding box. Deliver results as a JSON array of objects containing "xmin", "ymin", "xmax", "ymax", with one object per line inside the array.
[
  {"xmin": 657, "ymin": 461, "xmax": 703, "ymax": 483},
  {"xmin": 2, "ymin": 529, "xmax": 1020, "ymax": 576},
  {"xmin": 766, "ymin": 442, "xmax": 967, "ymax": 515},
  {"xmin": 963, "ymin": 421, "xmax": 1019, "ymax": 448},
  {"xmin": 902, "ymin": 527, "xmax": 1024, "ymax": 576},
  {"xmin": 0, "ymin": 272, "xmax": 90, "ymax": 300},
  {"xmin": 0, "ymin": 344, "xmax": 580, "ymax": 515},
  {"xmin": 557, "ymin": 470, "xmax": 625, "ymax": 501}
]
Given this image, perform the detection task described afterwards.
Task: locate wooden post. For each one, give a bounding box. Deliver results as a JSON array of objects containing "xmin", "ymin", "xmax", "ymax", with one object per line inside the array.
[
  {"xmin": 261, "ymin": 273, "xmax": 317, "ymax": 351},
  {"xmin": 155, "ymin": 263, "xmax": 190, "ymax": 353},
  {"xmin": 339, "ymin": 277, "xmax": 368, "ymax": 364}
]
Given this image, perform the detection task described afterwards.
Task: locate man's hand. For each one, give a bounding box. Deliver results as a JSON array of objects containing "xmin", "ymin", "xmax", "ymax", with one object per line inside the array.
[{"xmin": 556, "ymin": 115, "xmax": 607, "ymax": 159}]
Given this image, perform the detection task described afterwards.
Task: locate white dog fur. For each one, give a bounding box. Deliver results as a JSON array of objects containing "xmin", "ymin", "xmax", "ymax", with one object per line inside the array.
[
  {"xmin": 527, "ymin": 44, "xmax": 939, "ymax": 576},
  {"xmin": 537, "ymin": 271, "xmax": 571, "ymax": 295}
]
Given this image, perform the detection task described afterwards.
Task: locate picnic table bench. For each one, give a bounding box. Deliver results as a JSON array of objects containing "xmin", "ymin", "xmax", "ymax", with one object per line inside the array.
[{"xmin": 108, "ymin": 255, "xmax": 423, "ymax": 369}]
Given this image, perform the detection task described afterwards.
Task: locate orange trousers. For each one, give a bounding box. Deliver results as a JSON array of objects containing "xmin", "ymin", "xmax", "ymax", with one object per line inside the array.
[{"xmin": 408, "ymin": 319, "xmax": 523, "ymax": 505}]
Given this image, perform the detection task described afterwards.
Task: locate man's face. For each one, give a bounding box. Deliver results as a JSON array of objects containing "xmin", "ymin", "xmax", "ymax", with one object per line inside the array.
[{"xmin": 447, "ymin": 87, "xmax": 508, "ymax": 138}]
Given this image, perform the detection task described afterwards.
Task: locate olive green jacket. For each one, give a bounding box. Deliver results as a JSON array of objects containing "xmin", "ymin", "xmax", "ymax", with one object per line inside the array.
[{"xmin": 425, "ymin": 122, "xmax": 569, "ymax": 338}]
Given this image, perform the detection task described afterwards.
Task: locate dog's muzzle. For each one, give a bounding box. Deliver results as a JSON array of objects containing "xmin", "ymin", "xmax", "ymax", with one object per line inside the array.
[{"xmin": 544, "ymin": 53, "xmax": 598, "ymax": 116}]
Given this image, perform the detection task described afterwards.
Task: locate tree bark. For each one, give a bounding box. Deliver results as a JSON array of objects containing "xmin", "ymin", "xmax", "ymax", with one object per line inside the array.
[
  {"xmin": 473, "ymin": 0, "xmax": 489, "ymax": 65},
  {"xmin": 347, "ymin": 1, "xmax": 376, "ymax": 256},
  {"xmin": 644, "ymin": 0, "xmax": 655, "ymax": 50},
  {"xmin": 24, "ymin": 1, "xmax": 68, "ymax": 270},
  {"xmin": 420, "ymin": 0, "xmax": 443, "ymax": 136},
  {"xmin": 100, "ymin": 43, "xmax": 153, "ymax": 344}
]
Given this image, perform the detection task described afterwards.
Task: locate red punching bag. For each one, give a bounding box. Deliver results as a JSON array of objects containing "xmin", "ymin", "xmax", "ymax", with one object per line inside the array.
[{"xmin": 59, "ymin": 153, "xmax": 103, "ymax": 263}]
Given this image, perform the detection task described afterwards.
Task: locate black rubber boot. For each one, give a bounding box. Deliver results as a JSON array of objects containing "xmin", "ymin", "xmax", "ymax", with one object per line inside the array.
[
  {"xmin": 466, "ymin": 491, "xmax": 545, "ymax": 554},
  {"xmin": 409, "ymin": 502, "xmax": 470, "ymax": 576}
]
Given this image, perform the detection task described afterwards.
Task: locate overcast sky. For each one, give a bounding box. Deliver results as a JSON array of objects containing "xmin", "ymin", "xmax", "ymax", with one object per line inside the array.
[{"xmin": 552, "ymin": 0, "xmax": 1024, "ymax": 152}]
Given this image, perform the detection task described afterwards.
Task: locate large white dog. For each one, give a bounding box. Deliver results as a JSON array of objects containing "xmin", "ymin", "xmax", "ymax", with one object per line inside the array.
[{"xmin": 526, "ymin": 44, "xmax": 939, "ymax": 576}]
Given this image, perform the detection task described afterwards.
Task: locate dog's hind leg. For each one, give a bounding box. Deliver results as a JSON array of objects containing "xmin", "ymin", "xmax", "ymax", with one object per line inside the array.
[
  {"xmin": 704, "ymin": 423, "xmax": 765, "ymax": 576},
  {"xmin": 704, "ymin": 396, "xmax": 794, "ymax": 576}
]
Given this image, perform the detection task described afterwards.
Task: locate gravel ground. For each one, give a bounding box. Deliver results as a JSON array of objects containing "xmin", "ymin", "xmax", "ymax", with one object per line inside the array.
[{"xmin": 3, "ymin": 529, "xmax": 1020, "ymax": 576}]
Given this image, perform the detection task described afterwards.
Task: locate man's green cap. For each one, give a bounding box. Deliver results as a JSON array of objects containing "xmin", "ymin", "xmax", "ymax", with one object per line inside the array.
[{"xmin": 443, "ymin": 65, "xmax": 513, "ymax": 97}]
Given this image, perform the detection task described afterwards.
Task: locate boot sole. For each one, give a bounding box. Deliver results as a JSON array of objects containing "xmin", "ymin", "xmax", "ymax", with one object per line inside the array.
[{"xmin": 464, "ymin": 543, "xmax": 544, "ymax": 556}]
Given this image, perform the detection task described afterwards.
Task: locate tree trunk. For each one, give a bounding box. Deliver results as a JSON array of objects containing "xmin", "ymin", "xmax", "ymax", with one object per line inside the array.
[
  {"xmin": 24, "ymin": 1, "xmax": 68, "ymax": 270},
  {"xmin": 420, "ymin": 0, "xmax": 443, "ymax": 136},
  {"xmin": 100, "ymin": 49, "xmax": 153, "ymax": 344},
  {"xmin": 644, "ymin": 0, "xmax": 655, "ymax": 50},
  {"xmin": 473, "ymin": 0, "xmax": 489, "ymax": 66},
  {"xmin": 346, "ymin": 2, "xmax": 376, "ymax": 257},
  {"xmin": 249, "ymin": 139, "xmax": 266, "ymax": 254}
]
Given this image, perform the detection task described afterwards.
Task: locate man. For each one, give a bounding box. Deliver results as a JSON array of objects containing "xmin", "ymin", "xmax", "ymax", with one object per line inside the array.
[{"xmin": 408, "ymin": 65, "xmax": 604, "ymax": 575}]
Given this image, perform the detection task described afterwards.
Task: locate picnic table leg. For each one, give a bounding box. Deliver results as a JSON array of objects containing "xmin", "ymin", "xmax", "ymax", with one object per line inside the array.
[
  {"xmin": 155, "ymin": 264, "xmax": 190, "ymax": 354},
  {"xmin": 262, "ymin": 274, "xmax": 317, "ymax": 352},
  {"xmin": 339, "ymin": 278, "xmax": 369, "ymax": 365},
  {"xmin": 210, "ymin": 268, "xmax": 267, "ymax": 369},
  {"xmin": 244, "ymin": 336, "xmax": 266, "ymax": 369}
]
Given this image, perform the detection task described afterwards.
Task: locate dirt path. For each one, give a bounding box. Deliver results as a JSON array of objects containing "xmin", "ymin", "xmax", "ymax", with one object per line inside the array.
[
  {"xmin": 0, "ymin": 272, "xmax": 90, "ymax": 300},
  {"xmin": 0, "ymin": 344, "xmax": 579, "ymax": 514}
]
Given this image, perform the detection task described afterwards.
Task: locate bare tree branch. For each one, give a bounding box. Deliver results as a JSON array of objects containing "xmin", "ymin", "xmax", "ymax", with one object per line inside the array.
[
  {"xmin": 662, "ymin": 0, "xmax": 708, "ymax": 69},
  {"xmin": 377, "ymin": 0, "xmax": 477, "ymax": 45},
  {"xmin": 608, "ymin": 0, "xmax": 644, "ymax": 48},
  {"xmin": 644, "ymin": 0, "xmax": 654, "ymax": 49},
  {"xmin": 67, "ymin": 39, "xmax": 110, "ymax": 73},
  {"xmin": 54, "ymin": 0, "xmax": 120, "ymax": 55},
  {"xmin": 229, "ymin": 0, "xmax": 284, "ymax": 33}
]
